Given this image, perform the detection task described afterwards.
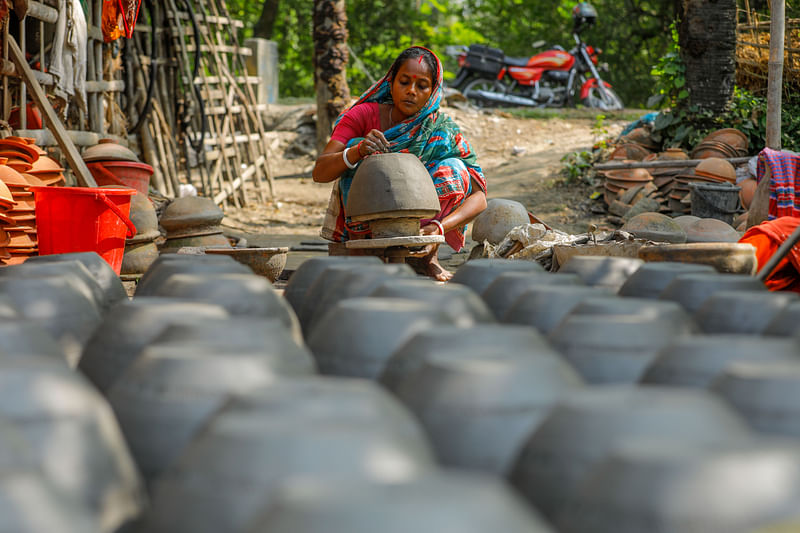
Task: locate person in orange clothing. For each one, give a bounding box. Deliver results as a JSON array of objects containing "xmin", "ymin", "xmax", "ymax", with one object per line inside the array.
[{"xmin": 740, "ymin": 216, "xmax": 800, "ymax": 292}]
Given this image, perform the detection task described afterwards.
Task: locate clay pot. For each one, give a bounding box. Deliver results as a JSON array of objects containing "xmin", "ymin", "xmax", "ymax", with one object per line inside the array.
[
  {"xmin": 283, "ymin": 256, "xmax": 382, "ymax": 314},
  {"xmin": 700, "ymin": 128, "xmax": 749, "ymax": 153},
  {"xmin": 369, "ymin": 278, "xmax": 495, "ymax": 327},
  {"xmin": 694, "ymin": 290, "xmax": 797, "ymax": 334},
  {"xmin": 308, "ymin": 297, "xmax": 456, "ymax": 379},
  {"xmin": 26, "ymin": 251, "xmax": 128, "ymax": 306},
  {"xmin": 764, "ymin": 301, "xmax": 800, "ymax": 336},
  {"xmin": 247, "ymin": 473, "xmax": 554, "ymax": 533},
  {"xmin": 641, "ymin": 335, "xmax": 800, "ymax": 388},
  {"xmin": 0, "ymin": 260, "xmax": 107, "ymax": 313},
  {"xmin": 0, "ymin": 360, "xmax": 145, "ymax": 531},
  {"xmin": 123, "ymin": 190, "xmax": 159, "ymax": 243},
  {"xmin": 502, "ymin": 285, "xmax": 614, "ymax": 332},
  {"xmin": 29, "ymin": 154, "xmax": 65, "ymax": 172},
  {"xmin": 673, "ymin": 214, "xmax": 701, "ymax": 232},
  {"xmin": 508, "ymin": 386, "xmax": 751, "ymax": 521},
  {"xmin": 0, "ymin": 319, "xmax": 67, "ymax": 366},
  {"xmin": 381, "ymin": 324, "xmax": 564, "ymax": 394},
  {"xmin": 122, "ymin": 240, "xmax": 159, "ymax": 275},
  {"xmin": 471, "ymin": 198, "xmax": 531, "ymax": 245},
  {"xmin": 394, "ymin": 348, "xmax": 582, "ymax": 474},
  {"xmin": 138, "ymin": 379, "xmax": 435, "ymax": 533},
  {"xmin": 204, "ymin": 247, "xmax": 288, "ymax": 283},
  {"xmin": 0, "ymin": 277, "xmax": 101, "ymax": 367},
  {"xmin": 78, "ymin": 298, "xmax": 229, "ymax": 393},
  {"xmin": 82, "ymin": 138, "xmax": 140, "ymax": 163},
  {"xmin": 659, "ymin": 273, "xmax": 766, "ymax": 313},
  {"xmin": 161, "ymin": 232, "xmax": 231, "ymax": 252},
  {"xmin": 694, "ymin": 156, "xmax": 736, "ymax": 182},
  {"xmin": 621, "ymin": 212, "xmax": 687, "ymax": 243},
  {"xmin": 135, "ymin": 254, "xmax": 252, "ymax": 296},
  {"xmin": 160, "ymin": 196, "xmax": 224, "ymax": 232},
  {"xmin": 482, "ymin": 271, "xmax": 583, "ymax": 320},
  {"xmin": 345, "ymin": 152, "xmax": 439, "ymax": 221},
  {"xmin": 559, "ymin": 256, "xmax": 643, "ymax": 291},
  {"xmin": 451, "ymin": 258, "xmax": 544, "ymax": 295},
  {"xmin": 617, "ymin": 261, "xmax": 716, "ymax": 299},
  {"xmin": 685, "ymin": 217, "xmax": 741, "ymax": 243},
  {"xmin": 638, "ymin": 242, "xmax": 758, "ymax": 274},
  {"xmin": 556, "ymin": 440, "xmax": 800, "ymax": 533},
  {"xmin": 548, "ymin": 310, "xmax": 696, "ymax": 383}
]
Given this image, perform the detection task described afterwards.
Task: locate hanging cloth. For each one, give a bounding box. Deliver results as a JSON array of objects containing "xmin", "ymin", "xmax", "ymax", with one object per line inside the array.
[{"xmin": 102, "ymin": 0, "xmax": 142, "ymax": 42}]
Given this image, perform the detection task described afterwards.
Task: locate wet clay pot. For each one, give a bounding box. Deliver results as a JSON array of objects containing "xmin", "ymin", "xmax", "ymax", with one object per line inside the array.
[
  {"xmin": 451, "ymin": 258, "xmax": 544, "ymax": 295},
  {"xmin": 159, "ymin": 196, "xmax": 224, "ymax": 232},
  {"xmin": 78, "ymin": 298, "xmax": 229, "ymax": 393},
  {"xmin": 393, "ymin": 348, "xmax": 582, "ymax": 475},
  {"xmin": 137, "ymin": 379, "xmax": 435, "ymax": 533},
  {"xmin": 617, "ymin": 261, "xmax": 717, "ymax": 299},
  {"xmin": 501, "ymin": 285, "xmax": 614, "ymax": 332},
  {"xmin": 471, "ymin": 198, "xmax": 531, "ymax": 245},
  {"xmin": 247, "ymin": 472, "xmax": 554, "ymax": 533},
  {"xmin": 369, "ymin": 278, "xmax": 495, "ymax": 327},
  {"xmin": 481, "ymin": 271, "xmax": 583, "ymax": 320},
  {"xmin": 122, "ymin": 240, "xmax": 159, "ymax": 275},
  {"xmin": 107, "ymin": 342, "xmax": 314, "ymax": 485},
  {"xmin": 556, "ymin": 440, "xmax": 800, "ymax": 533},
  {"xmin": 694, "ymin": 290, "xmax": 798, "ymax": 334},
  {"xmin": 135, "ymin": 255, "xmax": 252, "ymax": 297},
  {"xmin": 0, "ymin": 260, "xmax": 106, "ymax": 313},
  {"xmin": 508, "ymin": 386, "xmax": 751, "ymax": 521},
  {"xmin": 308, "ymin": 297, "xmax": 455, "ymax": 379},
  {"xmin": 0, "ymin": 319, "xmax": 68, "ymax": 366},
  {"xmin": 764, "ymin": 300, "xmax": 800, "ymax": 336},
  {"xmin": 125, "ymin": 190, "xmax": 160, "ymax": 243},
  {"xmin": 283, "ymin": 256, "xmax": 382, "ymax": 314},
  {"xmin": 26, "ymin": 251, "xmax": 127, "ymax": 307},
  {"xmin": 0, "ymin": 361, "xmax": 145, "ymax": 532},
  {"xmin": 621, "ymin": 212, "xmax": 687, "ymax": 243},
  {"xmin": 640, "ymin": 335, "xmax": 800, "ymax": 388},
  {"xmin": 711, "ymin": 362, "xmax": 800, "ymax": 437},
  {"xmin": 0, "ymin": 294, "xmax": 18, "ymax": 318},
  {"xmin": 685, "ymin": 217, "xmax": 741, "ymax": 243},
  {"xmin": 0, "ymin": 277, "xmax": 102, "ymax": 367},
  {"xmin": 559, "ymin": 256, "xmax": 643, "ymax": 291},
  {"xmin": 659, "ymin": 272, "xmax": 766, "ymax": 313},
  {"xmin": 380, "ymin": 324, "xmax": 563, "ymax": 393}
]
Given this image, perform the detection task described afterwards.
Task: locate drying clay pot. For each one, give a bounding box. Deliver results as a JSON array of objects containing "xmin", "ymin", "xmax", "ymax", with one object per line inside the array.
[
  {"xmin": 557, "ymin": 440, "xmax": 800, "ymax": 533},
  {"xmin": 78, "ymin": 298, "xmax": 229, "ymax": 393},
  {"xmin": 711, "ymin": 361, "xmax": 800, "ymax": 437},
  {"xmin": 26, "ymin": 251, "xmax": 127, "ymax": 306},
  {"xmin": 138, "ymin": 380, "xmax": 435, "ymax": 533},
  {"xmin": 159, "ymin": 196, "xmax": 224, "ymax": 232},
  {"xmin": 0, "ymin": 319, "xmax": 67, "ymax": 366},
  {"xmin": 126, "ymin": 191, "xmax": 160, "ymax": 243},
  {"xmin": 0, "ymin": 294, "xmax": 18, "ymax": 319},
  {"xmin": 659, "ymin": 273, "xmax": 767, "ymax": 313},
  {"xmin": 122, "ymin": 240, "xmax": 160, "ymax": 275},
  {"xmin": 204, "ymin": 247, "xmax": 288, "ymax": 282},
  {"xmin": 308, "ymin": 297, "xmax": 455, "ymax": 379},
  {"xmin": 673, "ymin": 214, "xmax": 701, "ymax": 232},
  {"xmin": 451, "ymin": 258, "xmax": 544, "ymax": 295},
  {"xmin": 509, "ymin": 386, "xmax": 750, "ymax": 521},
  {"xmin": 247, "ymin": 472, "xmax": 554, "ymax": 533},
  {"xmin": 641, "ymin": 335, "xmax": 800, "ymax": 388},
  {"xmin": 617, "ymin": 261, "xmax": 716, "ymax": 299},
  {"xmin": 0, "ymin": 260, "xmax": 106, "ymax": 313},
  {"xmin": 685, "ymin": 217, "xmax": 741, "ymax": 243},
  {"xmin": 369, "ymin": 278, "xmax": 494, "ymax": 327},
  {"xmin": 502, "ymin": 285, "xmax": 614, "ymax": 332},
  {"xmin": 481, "ymin": 271, "xmax": 583, "ymax": 320},
  {"xmin": 764, "ymin": 300, "xmax": 800, "ymax": 336},
  {"xmin": 393, "ymin": 348, "xmax": 582, "ymax": 474},
  {"xmin": 345, "ymin": 152, "xmax": 439, "ymax": 221},
  {"xmin": 694, "ymin": 290, "xmax": 797, "ymax": 334},
  {"xmin": 621, "ymin": 212, "xmax": 687, "ymax": 243},
  {"xmin": 566, "ymin": 295, "xmax": 697, "ymax": 323},
  {"xmin": 380, "ymin": 324, "xmax": 562, "ymax": 393},
  {"xmin": 283, "ymin": 256, "xmax": 382, "ymax": 314},
  {"xmin": 135, "ymin": 255, "xmax": 252, "ymax": 296},
  {"xmin": 559, "ymin": 255, "xmax": 643, "ymax": 291},
  {"xmin": 82, "ymin": 138, "xmax": 140, "ymax": 163},
  {"xmin": 471, "ymin": 198, "xmax": 530, "ymax": 245}
]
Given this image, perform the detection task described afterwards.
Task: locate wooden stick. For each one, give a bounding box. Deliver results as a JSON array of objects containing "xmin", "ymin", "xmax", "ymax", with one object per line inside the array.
[
  {"xmin": 595, "ymin": 157, "xmax": 751, "ymax": 171},
  {"xmin": 7, "ymin": 35, "xmax": 97, "ymax": 187}
]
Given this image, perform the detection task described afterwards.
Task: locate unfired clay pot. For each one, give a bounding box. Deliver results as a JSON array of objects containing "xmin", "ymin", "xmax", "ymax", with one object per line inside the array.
[
  {"xmin": 659, "ymin": 273, "xmax": 766, "ymax": 313},
  {"xmin": 135, "ymin": 256, "xmax": 252, "ymax": 297},
  {"xmin": 283, "ymin": 256, "xmax": 382, "ymax": 314},
  {"xmin": 508, "ymin": 386, "xmax": 751, "ymax": 521},
  {"xmin": 764, "ymin": 300, "xmax": 800, "ymax": 336},
  {"xmin": 501, "ymin": 285, "xmax": 614, "ymax": 332},
  {"xmin": 617, "ymin": 261, "xmax": 716, "ymax": 299},
  {"xmin": 26, "ymin": 251, "xmax": 127, "ymax": 306},
  {"xmin": 451, "ymin": 258, "xmax": 544, "ymax": 295},
  {"xmin": 694, "ymin": 290, "xmax": 798, "ymax": 334},
  {"xmin": 481, "ymin": 271, "xmax": 583, "ymax": 320},
  {"xmin": 641, "ymin": 335, "xmax": 800, "ymax": 388},
  {"xmin": 559, "ymin": 256, "xmax": 643, "ymax": 291},
  {"xmin": 159, "ymin": 196, "xmax": 224, "ymax": 232},
  {"xmin": 471, "ymin": 198, "xmax": 531, "ymax": 245},
  {"xmin": 0, "ymin": 260, "xmax": 106, "ymax": 313},
  {"xmin": 0, "ymin": 320, "xmax": 67, "ymax": 366}
]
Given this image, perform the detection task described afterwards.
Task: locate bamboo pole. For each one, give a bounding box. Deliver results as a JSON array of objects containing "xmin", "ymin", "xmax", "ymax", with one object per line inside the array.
[
  {"xmin": 766, "ymin": 0, "xmax": 785, "ymax": 149},
  {"xmin": 594, "ymin": 157, "xmax": 751, "ymax": 171}
]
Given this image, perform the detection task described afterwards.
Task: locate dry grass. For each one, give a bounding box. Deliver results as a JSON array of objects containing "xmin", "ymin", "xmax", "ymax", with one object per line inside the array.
[{"xmin": 736, "ymin": 12, "xmax": 800, "ymax": 97}]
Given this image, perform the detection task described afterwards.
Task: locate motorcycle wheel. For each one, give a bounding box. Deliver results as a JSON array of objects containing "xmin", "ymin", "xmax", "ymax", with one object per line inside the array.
[
  {"xmin": 582, "ymin": 86, "xmax": 624, "ymax": 111},
  {"xmin": 462, "ymin": 78, "xmax": 507, "ymax": 108}
]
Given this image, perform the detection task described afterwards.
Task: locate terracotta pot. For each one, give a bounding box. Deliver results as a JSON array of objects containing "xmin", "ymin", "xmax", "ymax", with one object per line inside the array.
[
  {"xmin": 82, "ymin": 139, "xmax": 140, "ymax": 163},
  {"xmin": 135, "ymin": 254, "xmax": 252, "ymax": 296},
  {"xmin": 122, "ymin": 240, "xmax": 159, "ymax": 275},
  {"xmin": 471, "ymin": 198, "xmax": 531, "ymax": 245},
  {"xmin": 308, "ymin": 297, "xmax": 456, "ymax": 379},
  {"xmin": 659, "ymin": 272, "xmax": 766, "ymax": 313},
  {"xmin": 26, "ymin": 251, "xmax": 128, "ymax": 306},
  {"xmin": 502, "ymin": 285, "xmax": 614, "ymax": 332},
  {"xmin": 618, "ymin": 261, "xmax": 716, "ymax": 299},
  {"xmin": 685, "ymin": 218, "xmax": 741, "ymax": 243},
  {"xmin": 78, "ymin": 298, "xmax": 229, "ymax": 393},
  {"xmin": 620, "ymin": 212, "xmax": 687, "ymax": 243},
  {"xmin": 694, "ymin": 290, "xmax": 797, "ymax": 334},
  {"xmin": 764, "ymin": 300, "xmax": 800, "ymax": 336},
  {"xmin": 641, "ymin": 334, "xmax": 800, "ymax": 388},
  {"xmin": 28, "ymin": 154, "xmax": 65, "ymax": 173},
  {"xmin": 451, "ymin": 258, "xmax": 544, "ymax": 295},
  {"xmin": 482, "ymin": 271, "xmax": 583, "ymax": 320},
  {"xmin": 559, "ymin": 256, "xmax": 643, "ymax": 291},
  {"xmin": 508, "ymin": 386, "xmax": 751, "ymax": 521},
  {"xmin": 283, "ymin": 256, "xmax": 382, "ymax": 314}
]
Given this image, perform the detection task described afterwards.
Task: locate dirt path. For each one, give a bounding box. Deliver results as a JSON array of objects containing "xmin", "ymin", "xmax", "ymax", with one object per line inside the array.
[{"xmin": 222, "ymin": 103, "xmax": 630, "ymax": 241}]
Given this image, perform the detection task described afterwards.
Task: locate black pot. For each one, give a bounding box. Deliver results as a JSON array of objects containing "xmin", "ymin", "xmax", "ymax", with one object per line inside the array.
[
  {"xmin": 694, "ymin": 290, "xmax": 798, "ymax": 334},
  {"xmin": 559, "ymin": 256, "xmax": 643, "ymax": 291},
  {"xmin": 502, "ymin": 285, "xmax": 614, "ymax": 333},
  {"xmin": 0, "ymin": 320, "xmax": 68, "ymax": 367},
  {"xmin": 617, "ymin": 261, "xmax": 716, "ymax": 299},
  {"xmin": 283, "ymin": 256, "xmax": 382, "ymax": 314},
  {"xmin": 450, "ymin": 258, "xmax": 544, "ymax": 295},
  {"xmin": 26, "ymin": 251, "xmax": 127, "ymax": 308},
  {"xmin": 135, "ymin": 254, "xmax": 251, "ymax": 296},
  {"xmin": 481, "ymin": 271, "xmax": 583, "ymax": 320},
  {"xmin": 659, "ymin": 273, "xmax": 766, "ymax": 313},
  {"xmin": 0, "ymin": 261, "xmax": 106, "ymax": 314},
  {"xmin": 764, "ymin": 300, "xmax": 800, "ymax": 336}
]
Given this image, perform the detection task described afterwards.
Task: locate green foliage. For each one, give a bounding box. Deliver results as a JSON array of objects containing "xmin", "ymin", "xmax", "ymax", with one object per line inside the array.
[
  {"xmin": 561, "ymin": 150, "xmax": 596, "ymax": 183},
  {"xmin": 647, "ymin": 23, "xmax": 687, "ymax": 109}
]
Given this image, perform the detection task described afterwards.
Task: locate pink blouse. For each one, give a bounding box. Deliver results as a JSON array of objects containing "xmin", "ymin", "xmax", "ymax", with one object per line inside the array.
[{"xmin": 330, "ymin": 103, "xmax": 382, "ymax": 144}]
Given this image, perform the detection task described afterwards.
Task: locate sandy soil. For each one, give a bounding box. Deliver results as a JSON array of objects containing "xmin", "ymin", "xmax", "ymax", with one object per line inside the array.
[{"xmin": 222, "ymin": 102, "xmax": 629, "ymax": 239}]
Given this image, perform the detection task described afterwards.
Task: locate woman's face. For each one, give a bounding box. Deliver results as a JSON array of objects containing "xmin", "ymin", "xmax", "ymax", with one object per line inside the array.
[{"xmin": 391, "ymin": 58, "xmax": 434, "ymax": 118}]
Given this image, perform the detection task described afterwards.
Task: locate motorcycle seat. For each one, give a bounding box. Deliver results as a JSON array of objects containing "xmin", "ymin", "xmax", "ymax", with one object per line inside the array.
[{"xmin": 504, "ymin": 56, "xmax": 530, "ymax": 67}]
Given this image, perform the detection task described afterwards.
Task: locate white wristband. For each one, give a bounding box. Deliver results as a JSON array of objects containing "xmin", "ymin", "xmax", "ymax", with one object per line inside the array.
[
  {"xmin": 342, "ymin": 147, "xmax": 357, "ymax": 169},
  {"xmin": 431, "ymin": 220, "xmax": 445, "ymax": 235}
]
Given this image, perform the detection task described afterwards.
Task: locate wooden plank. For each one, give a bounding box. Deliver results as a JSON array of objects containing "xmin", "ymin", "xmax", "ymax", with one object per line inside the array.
[
  {"xmin": 185, "ymin": 44, "xmax": 252, "ymax": 56},
  {"xmin": 203, "ymin": 103, "xmax": 269, "ymax": 115},
  {"xmin": 26, "ymin": 1, "xmax": 58, "ymax": 23},
  {"xmin": 213, "ymin": 175, "xmax": 243, "ymax": 204},
  {"xmin": 85, "ymin": 80, "xmax": 126, "ymax": 92},
  {"xmin": 174, "ymin": 12, "xmax": 244, "ymax": 28},
  {"xmin": 202, "ymin": 132, "xmax": 264, "ymax": 146},
  {"xmin": 7, "ymin": 36, "xmax": 97, "ymax": 187}
]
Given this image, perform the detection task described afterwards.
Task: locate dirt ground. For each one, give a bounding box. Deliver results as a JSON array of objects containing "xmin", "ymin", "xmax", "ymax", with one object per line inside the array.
[{"xmin": 221, "ymin": 102, "xmax": 631, "ymax": 244}]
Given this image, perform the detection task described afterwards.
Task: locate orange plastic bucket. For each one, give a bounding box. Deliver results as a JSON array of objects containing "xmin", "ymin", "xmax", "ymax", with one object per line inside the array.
[
  {"xmin": 31, "ymin": 186, "xmax": 137, "ymax": 274},
  {"xmin": 87, "ymin": 160, "xmax": 154, "ymax": 195}
]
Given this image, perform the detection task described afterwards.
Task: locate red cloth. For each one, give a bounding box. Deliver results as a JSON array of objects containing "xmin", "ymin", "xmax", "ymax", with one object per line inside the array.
[
  {"xmin": 330, "ymin": 103, "xmax": 381, "ymax": 144},
  {"xmin": 739, "ymin": 216, "xmax": 800, "ymax": 292}
]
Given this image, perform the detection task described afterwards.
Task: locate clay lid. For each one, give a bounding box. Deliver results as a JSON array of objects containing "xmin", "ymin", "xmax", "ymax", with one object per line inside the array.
[
  {"xmin": 621, "ymin": 127, "xmax": 660, "ymax": 150},
  {"xmin": 0, "ymin": 140, "xmax": 39, "ymax": 163},
  {"xmin": 345, "ymin": 153, "xmax": 440, "ymax": 220},
  {"xmin": 4, "ymin": 159, "xmax": 33, "ymax": 173},
  {"xmin": 610, "ymin": 143, "xmax": 651, "ymax": 161},
  {"xmin": 0, "ymin": 166, "xmax": 29, "ymax": 189},
  {"xmin": 28, "ymin": 156, "xmax": 64, "ymax": 173},
  {"xmin": 621, "ymin": 212, "xmax": 687, "ymax": 243},
  {"xmin": 603, "ymin": 168, "xmax": 653, "ymax": 183},
  {"xmin": 695, "ymin": 157, "xmax": 736, "ymax": 183},
  {"xmin": 82, "ymin": 138, "xmax": 140, "ymax": 163},
  {"xmin": 160, "ymin": 195, "xmax": 224, "ymax": 230},
  {"xmin": 0, "ymin": 179, "xmax": 13, "ymax": 205},
  {"xmin": 701, "ymin": 128, "xmax": 748, "ymax": 151},
  {"xmin": 20, "ymin": 173, "xmax": 46, "ymax": 187}
]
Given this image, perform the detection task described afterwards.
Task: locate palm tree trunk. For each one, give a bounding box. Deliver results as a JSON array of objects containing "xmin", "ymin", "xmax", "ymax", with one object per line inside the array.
[
  {"xmin": 253, "ymin": 0, "xmax": 280, "ymax": 40},
  {"xmin": 313, "ymin": 0, "xmax": 350, "ymax": 155}
]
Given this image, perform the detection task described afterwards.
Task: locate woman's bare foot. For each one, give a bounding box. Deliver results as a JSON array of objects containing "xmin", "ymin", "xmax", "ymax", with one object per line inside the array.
[{"xmin": 420, "ymin": 245, "xmax": 452, "ymax": 282}]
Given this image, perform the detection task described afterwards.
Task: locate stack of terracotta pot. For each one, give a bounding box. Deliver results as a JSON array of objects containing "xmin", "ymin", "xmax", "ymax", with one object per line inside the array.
[
  {"xmin": 602, "ymin": 167, "xmax": 654, "ymax": 206},
  {"xmin": 671, "ymin": 157, "xmax": 737, "ymax": 214},
  {"xmin": 690, "ymin": 128, "xmax": 749, "ymax": 160}
]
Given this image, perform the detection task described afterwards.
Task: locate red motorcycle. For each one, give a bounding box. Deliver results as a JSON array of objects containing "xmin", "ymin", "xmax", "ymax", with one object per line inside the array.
[{"xmin": 447, "ymin": 3, "xmax": 623, "ymax": 110}]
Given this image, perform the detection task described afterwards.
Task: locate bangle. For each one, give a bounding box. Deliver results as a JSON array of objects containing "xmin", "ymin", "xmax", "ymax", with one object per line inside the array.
[
  {"xmin": 431, "ymin": 220, "xmax": 445, "ymax": 235},
  {"xmin": 342, "ymin": 147, "xmax": 357, "ymax": 169}
]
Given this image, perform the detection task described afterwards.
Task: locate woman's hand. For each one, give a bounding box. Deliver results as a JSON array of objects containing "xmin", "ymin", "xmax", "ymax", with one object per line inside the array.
[
  {"xmin": 420, "ymin": 223, "xmax": 443, "ymax": 236},
  {"xmin": 360, "ymin": 129, "xmax": 391, "ymax": 156}
]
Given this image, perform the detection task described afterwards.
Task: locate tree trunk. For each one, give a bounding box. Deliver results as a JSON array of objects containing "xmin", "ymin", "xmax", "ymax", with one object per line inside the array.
[
  {"xmin": 254, "ymin": 0, "xmax": 280, "ymax": 40},
  {"xmin": 678, "ymin": 0, "xmax": 737, "ymax": 112},
  {"xmin": 313, "ymin": 0, "xmax": 350, "ymax": 155}
]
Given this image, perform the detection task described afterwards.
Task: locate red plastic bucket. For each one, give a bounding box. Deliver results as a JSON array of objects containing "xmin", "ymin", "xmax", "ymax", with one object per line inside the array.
[
  {"xmin": 31, "ymin": 186, "xmax": 137, "ymax": 274},
  {"xmin": 87, "ymin": 160, "xmax": 154, "ymax": 196}
]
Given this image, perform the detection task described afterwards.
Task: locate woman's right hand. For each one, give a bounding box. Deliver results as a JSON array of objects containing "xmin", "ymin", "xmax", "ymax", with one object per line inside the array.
[{"xmin": 360, "ymin": 129, "xmax": 391, "ymax": 156}]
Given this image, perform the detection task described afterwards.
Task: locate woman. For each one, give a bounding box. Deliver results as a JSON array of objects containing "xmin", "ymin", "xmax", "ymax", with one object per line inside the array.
[{"xmin": 313, "ymin": 46, "xmax": 487, "ymax": 281}]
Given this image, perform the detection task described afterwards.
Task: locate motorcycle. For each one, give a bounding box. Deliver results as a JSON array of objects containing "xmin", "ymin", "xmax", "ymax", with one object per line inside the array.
[{"xmin": 446, "ymin": 3, "xmax": 623, "ymax": 111}]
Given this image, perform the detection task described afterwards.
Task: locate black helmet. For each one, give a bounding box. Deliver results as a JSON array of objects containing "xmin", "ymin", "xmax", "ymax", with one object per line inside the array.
[{"xmin": 572, "ymin": 2, "xmax": 597, "ymax": 32}]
